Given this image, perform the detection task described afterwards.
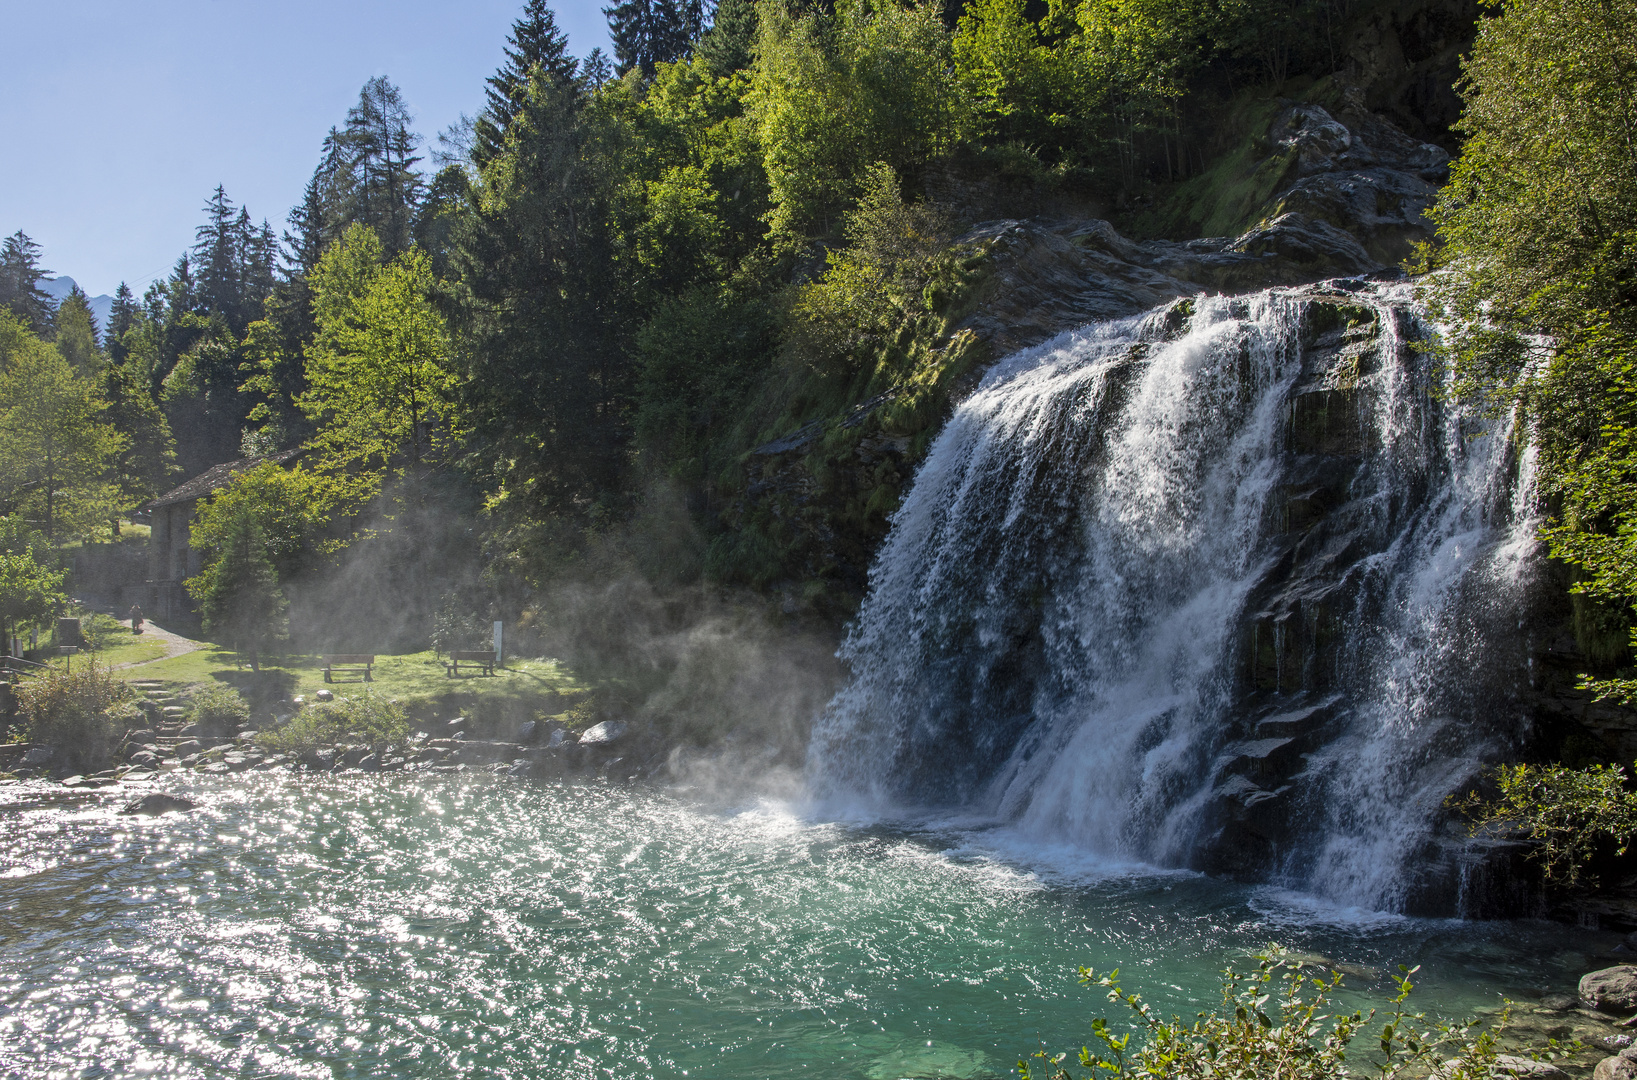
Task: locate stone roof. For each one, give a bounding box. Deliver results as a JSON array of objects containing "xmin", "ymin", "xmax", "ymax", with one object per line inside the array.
[{"xmin": 146, "ymin": 449, "xmax": 303, "ymax": 510}]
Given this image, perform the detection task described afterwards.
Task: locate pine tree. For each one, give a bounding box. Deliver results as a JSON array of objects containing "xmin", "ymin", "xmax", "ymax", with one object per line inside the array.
[
  {"xmin": 583, "ymin": 47, "xmax": 614, "ymax": 89},
  {"xmin": 190, "ymin": 507, "xmax": 286, "ymax": 671},
  {"xmin": 0, "ymin": 231, "xmax": 56, "ymax": 335},
  {"xmin": 53, "ymin": 286, "xmax": 101, "ymax": 372},
  {"xmin": 606, "ymin": 0, "xmax": 705, "ymax": 76},
  {"xmin": 194, "ymin": 186, "xmax": 243, "ymax": 324},
  {"xmin": 284, "ymin": 173, "xmax": 329, "ymax": 277},
  {"xmin": 340, "ymin": 78, "xmax": 426, "ymax": 256},
  {"xmin": 474, "ymin": 1, "xmax": 582, "ymax": 166},
  {"xmin": 698, "ymin": 0, "xmax": 756, "ymax": 75},
  {"xmin": 107, "ymin": 283, "xmax": 138, "ymax": 357}
]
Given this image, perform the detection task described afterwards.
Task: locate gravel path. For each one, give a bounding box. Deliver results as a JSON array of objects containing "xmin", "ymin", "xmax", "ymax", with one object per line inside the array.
[{"xmin": 112, "ymin": 619, "xmax": 203, "ymax": 670}]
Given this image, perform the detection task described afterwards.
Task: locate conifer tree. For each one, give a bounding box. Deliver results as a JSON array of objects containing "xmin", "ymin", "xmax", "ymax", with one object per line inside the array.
[
  {"xmin": 607, "ymin": 0, "xmax": 705, "ymax": 76},
  {"xmin": 53, "ymin": 286, "xmax": 101, "ymax": 373},
  {"xmin": 0, "ymin": 232, "xmax": 56, "ymax": 335},
  {"xmin": 474, "ymin": 1, "xmax": 582, "ymax": 165},
  {"xmin": 340, "ymin": 78, "xmax": 425, "ymax": 256},
  {"xmin": 284, "ymin": 173, "xmax": 329, "ymax": 277},
  {"xmin": 698, "ymin": 0, "xmax": 755, "ymax": 74},
  {"xmin": 189, "ymin": 507, "xmax": 286, "ymax": 671},
  {"xmin": 582, "ymin": 47, "xmax": 613, "ymax": 89},
  {"xmin": 194, "ymin": 186, "xmax": 242, "ymax": 323},
  {"xmin": 106, "ymin": 283, "xmax": 138, "ymax": 363}
]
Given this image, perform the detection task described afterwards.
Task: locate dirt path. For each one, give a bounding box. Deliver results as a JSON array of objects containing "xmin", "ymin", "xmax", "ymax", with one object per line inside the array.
[{"xmin": 113, "ymin": 619, "xmax": 203, "ymax": 670}]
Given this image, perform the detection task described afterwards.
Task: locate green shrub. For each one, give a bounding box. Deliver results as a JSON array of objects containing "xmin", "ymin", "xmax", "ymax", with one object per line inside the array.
[
  {"xmin": 16, "ymin": 660, "xmax": 135, "ymax": 769},
  {"xmin": 1021, "ymin": 946, "xmax": 1561, "ymax": 1080},
  {"xmin": 185, "ymin": 684, "xmax": 252, "ymax": 735},
  {"xmin": 1453, "ymin": 762, "xmax": 1637, "ymax": 888},
  {"xmin": 257, "ymin": 691, "xmax": 409, "ymax": 756}
]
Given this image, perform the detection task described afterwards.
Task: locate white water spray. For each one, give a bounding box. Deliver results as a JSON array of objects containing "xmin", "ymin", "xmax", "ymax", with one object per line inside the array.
[{"xmin": 811, "ymin": 284, "xmax": 1538, "ymax": 911}]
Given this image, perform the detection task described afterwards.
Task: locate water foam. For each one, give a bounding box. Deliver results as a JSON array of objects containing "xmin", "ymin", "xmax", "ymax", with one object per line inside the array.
[{"xmin": 811, "ymin": 284, "xmax": 1538, "ymax": 912}]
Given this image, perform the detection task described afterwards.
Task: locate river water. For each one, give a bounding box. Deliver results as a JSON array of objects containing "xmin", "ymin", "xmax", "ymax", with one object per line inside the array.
[{"xmin": 0, "ymin": 773, "xmax": 1610, "ymax": 1079}]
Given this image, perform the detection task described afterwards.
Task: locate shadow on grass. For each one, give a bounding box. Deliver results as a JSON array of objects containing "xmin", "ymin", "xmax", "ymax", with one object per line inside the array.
[{"xmin": 207, "ymin": 667, "xmax": 300, "ymax": 704}]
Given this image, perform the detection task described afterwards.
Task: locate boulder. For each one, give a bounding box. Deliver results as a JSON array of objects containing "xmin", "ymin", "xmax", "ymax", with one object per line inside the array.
[
  {"xmin": 357, "ymin": 753, "xmax": 380, "ymax": 772},
  {"xmin": 1583, "ymin": 968, "xmax": 1637, "ymax": 1014},
  {"xmin": 1539, "ymin": 993, "xmax": 1578, "ymax": 1012},
  {"xmin": 173, "ymin": 740, "xmax": 202, "ymax": 757},
  {"xmin": 1595, "ymin": 1057, "xmax": 1637, "ymax": 1080},
  {"xmin": 124, "ymin": 729, "xmax": 155, "ymax": 743},
  {"xmin": 1496, "ymin": 1058, "xmax": 1569, "ymax": 1080},
  {"xmin": 179, "ymin": 722, "xmax": 204, "ymax": 737},
  {"xmin": 314, "ymin": 689, "xmax": 334, "ymax": 702},
  {"xmin": 516, "ymin": 720, "xmax": 538, "ymax": 743},
  {"xmin": 127, "ymin": 750, "xmax": 160, "ymax": 769},
  {"xmin": 579, "ymin": 721, "xmax": 627, "ymax": 746},
  {"xmin": 19, "ymin": 746, "xmax": 53, "ymax": 768},
  {"xmin": 447, "ymin": 716, "xmax": 468, "ymax": 733},
  {"xmin": 118, "ymin": 792, "xmax": 196, "ymax": 816}
]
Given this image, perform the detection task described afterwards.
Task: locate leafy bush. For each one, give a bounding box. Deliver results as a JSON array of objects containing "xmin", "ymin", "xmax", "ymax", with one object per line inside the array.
[
  {"xmin": 257, "ymin": 691, "xmax": 409, "ymax": 756},
  {"xmin": 15, "ymin": 660, "xmax": 135, "ymax": 768},
  {"xmin": 1453, "ymin": 762, "xmax": 1637, "ymax": 888},
  {"xmin": 1020, "ymin": 947, "xmax": 1557, "ymax": 1080},
  {"xmin": 80, "ymin": 611, "xmax": 124, "ymax": 652},
  {"xmin": 185, "ymin": 684, "xmax": 252, "ymax": 735},
  {"xmin": 431, "ymin": 595, "xmax": 490, "ymax": 658}
]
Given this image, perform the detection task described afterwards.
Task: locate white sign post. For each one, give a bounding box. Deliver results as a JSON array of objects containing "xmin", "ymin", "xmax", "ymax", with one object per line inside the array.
[{"xmin": 493, "ymin": 621, "xmax": 503, "ymax": 669}]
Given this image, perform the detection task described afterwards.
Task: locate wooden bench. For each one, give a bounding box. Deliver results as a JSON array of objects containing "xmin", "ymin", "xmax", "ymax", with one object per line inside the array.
[
  {"xmin": 445, "ymin": 650, "xmax": 496, "ymax": 678},
  {"xmin": 322, "ymin": 654, "xmax": 374, "ymax": 683}
]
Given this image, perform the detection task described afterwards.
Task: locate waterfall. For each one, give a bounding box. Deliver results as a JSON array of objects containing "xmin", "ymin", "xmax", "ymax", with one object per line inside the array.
[{"xmin": 810, "ymin": 283, "xmax": 1539, "ymax": 912}]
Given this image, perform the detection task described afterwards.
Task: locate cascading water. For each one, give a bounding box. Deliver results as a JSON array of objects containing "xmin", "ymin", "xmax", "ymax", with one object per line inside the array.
[{"xmin": 811, "ymin": 282, "xmax": 1541, "ymax": 913}]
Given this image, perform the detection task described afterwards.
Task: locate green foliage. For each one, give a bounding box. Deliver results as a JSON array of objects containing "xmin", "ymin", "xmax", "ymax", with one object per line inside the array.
[
  {"xmin": 1429, "ymin": 0, "xmax": 1637, "ymax": 343},
  {"xmin": 53, "ymin": 286, "xmax": 102, "ymax": 374},
  {"xmin": 185, "ymin": 684, "xmax": 252, "ymax": 732},
  {"xmin": 1020, "ymin": 946, "xmax": 1543, "ymax": 1080},
  {"xmin": 257, "ymin": 690, "xmax": 409, "ymax": 755},
  {"xmin": 431, "ymin": 594, "xmax": 492, "ymax": 657},
  {"xmin": 0, "ymin": 331, "xmax": 125, "ymax": 540},
  {"xmin": 0, "ymin": 546, "xmax": 66, "ymax": 645},
  {"xmin": 186, "ymin": 507, "xmax": 287, "ymax": 671},
  {"xmin": 16, "ymin": 660, "xmax": 135, "ymax": 768},
  {"xmin": 188, "ymin": 461, "xmax": 342, "ymax": 582},
  {"xmin": 1453, "ymin": 761, "xmax": 1637, "ymax": 888},
  {"xmin": 790, "ymin": 162, "xmax": 954, "ymax": 378},
  {"xmin": 301, "ymin": 238, "xmax": 460, "ymax": 498},
  {"xmin": 749, "ymin": 0, "xmax": 968, "ymax": 247}
]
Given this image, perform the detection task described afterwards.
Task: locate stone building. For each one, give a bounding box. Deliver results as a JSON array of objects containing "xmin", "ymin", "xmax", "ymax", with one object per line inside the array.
[{"xmin": 136, "ymin": 450, "xmax": 301, "ymax": 619}]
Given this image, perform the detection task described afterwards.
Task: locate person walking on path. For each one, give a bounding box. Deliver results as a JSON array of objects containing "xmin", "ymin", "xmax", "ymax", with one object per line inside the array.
[{"xmin": 129, "ymin": 604, "xmax": 144, "ymax": 634}]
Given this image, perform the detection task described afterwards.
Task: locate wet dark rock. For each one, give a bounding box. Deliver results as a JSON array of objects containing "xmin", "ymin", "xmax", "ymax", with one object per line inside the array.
[
  {"xmin": 357, "ymin": 753, "xmax": 380, "ymax": 772},
  {"xmin": 302, "ymin": 748, "xmax": 337, "ymax": 771},
  {"xmin": 198, "ymin": 761, "xmax": 231, "ymax": 775},
  {"xmin": 119, "ymin": 792, "xmax": 196, "ymax": 816},
  {"xmin": 447, "ymin": 717, "xmax": 467, "ymax": 733},
  {"xmin": 1583, "ymin": 968, "xmax": 1637, "ymax": 1015},
  {"xmin": 1542, "ymin": 994, "xmax": 1580, "ymax": 1012}
]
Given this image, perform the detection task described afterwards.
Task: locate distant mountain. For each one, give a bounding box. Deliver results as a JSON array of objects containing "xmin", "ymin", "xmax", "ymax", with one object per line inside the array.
[{"xmin": 41, "ymin": 277, "xmax": 114, "ymax": 339}]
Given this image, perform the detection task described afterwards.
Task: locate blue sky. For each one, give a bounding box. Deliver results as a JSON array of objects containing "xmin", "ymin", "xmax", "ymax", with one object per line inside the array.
[{"xmin": 1, "ymin": 1, "xmax": 613, "ymax": 300}]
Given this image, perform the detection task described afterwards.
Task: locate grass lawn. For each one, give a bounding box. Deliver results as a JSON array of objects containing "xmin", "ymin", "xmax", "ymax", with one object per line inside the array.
[
  {"xmin": 82, "ymin": 625, "xmax": 170, "ymax": 669},
  {"xmin": 119, "ymin": 646, "xmax": 589, "ymax": 727}
]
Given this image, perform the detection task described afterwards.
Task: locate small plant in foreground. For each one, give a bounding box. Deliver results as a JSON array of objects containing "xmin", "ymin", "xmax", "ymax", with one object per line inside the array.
[
  {"xmin": 16, "ymin": 659, "xmax": 135, "ymax": 768},
  {"xmin": 185, "ymin": 684, "xmax": 252, "ymax": 735},
  {"xmin": 258, "ymin": 691, "xmax": 409, "ymax": 756},
  {"xmin": 1020, "ymin": 946, "xmax": 1565, "ymax": 1080},
  {"xmin": 1451, "ymin": 762, "xmax": 1637, "ymax": 888}
]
